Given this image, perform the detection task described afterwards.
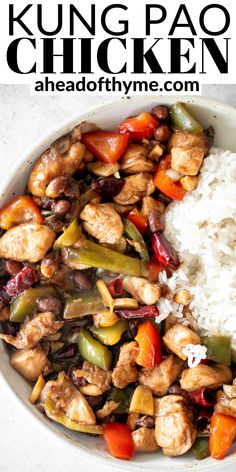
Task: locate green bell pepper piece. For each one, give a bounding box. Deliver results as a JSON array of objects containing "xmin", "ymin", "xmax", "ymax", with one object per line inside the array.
[
  {"xmin": 108, "ymin": 387, "xmax": 134, "ymax": 414},
  {"xmin": 63, "ymin": 291, "xmax": 105, "ymax": 319},
  {"xmin": 90, "ymin": 320, "xmax": 128, "ymax": 346},
  {"xmin": 191, "ymin": 437, "xmax": 210, "ymax": 460},
  {"xmin": 78, "ymin": 328, "xmax": 112, "ymax": 370},
  {"xmin": 201, "ymin": 335, "xmax": 231, "ymax": 366},
  {"xmin": 123, "ymin": 219, "xmax": 149, "ymax": 261},
  {"xmin": 170, "ymin": 102, "xmax": 203, "ymax": 133},
  {"xmin": 53, "ymin": 219, "xmax": 82, "ymax": 251},
  {"xmin": 66, "ymin": 239, "xmax": 148, "ymax": 277},
  {"xmin": 10, "ymin": 285, "xmax": 58, "ymax": 322}
]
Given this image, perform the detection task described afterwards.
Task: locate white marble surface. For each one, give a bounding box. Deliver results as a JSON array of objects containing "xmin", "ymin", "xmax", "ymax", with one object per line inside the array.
[{"xmin": 0, "ymin": 85, "xmax": 236, "ymax": 472}]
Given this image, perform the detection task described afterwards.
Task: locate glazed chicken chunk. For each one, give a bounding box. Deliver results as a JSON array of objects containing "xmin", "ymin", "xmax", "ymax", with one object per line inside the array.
[
  {"xmin": 113, "ymin": 173, "xmax": 155, "ymax": 205},
  {"xmin": 112, "ymin": 341, "xmax": 139, "ymax": 388},
  {"xmin": 139, "ymin": 355, "xmax": 184, "ymax": 397},
  {"xmin": 0, "ymin": 224, "xmax": 55, "ymax": 263},
  {"xmin": 169, "ymin": 130, "xmax": 214, "ymax": 176},
  {"xmin": 155, "ymin": 395, "xmax": 197, "ymax": 456},
  {"xmin": 123, "ymin": 276, "xmax": 161, "ymax": 305},
  {"xmin": 215, "ymin": 381, "xmax": 236, "ymax": 418},
  {"xmin": 163, "ymin": 324, "xmax": 201, "ymax": 360},
  {"xmin": 141, "ymin": 196, "xmax": 165, "ymax": 217},
  {"xmin": 120, "ymin": 144, "xmax": 155, "ymax": 174},
  {"xmin": 96, "ymin": 400, "xmax": 119, "ymax": 420},
  {"xmin": 0, "ymin": 312, "xmax": 63, "ymax": 349},
  {"xmin": 180, "ymin": 363, "xmax": 232, "ymax": 392},
  {"xmin": 72, "ymin": 361, "xmax": 112, "ymax": 393},
  {"xmin": 80, "ymin": 203, "xmax": 123, "ymax": 245},
  {"xmin": 11, "ymin": 346, "xmax": 51, "ymax": 381},
  {"xmin": 132, "ymin": 427, "xmax": 159, "ymax": 452},
  {"xmin": 41, "ymin": 371, "xmax": 96, "ymax": 425}
]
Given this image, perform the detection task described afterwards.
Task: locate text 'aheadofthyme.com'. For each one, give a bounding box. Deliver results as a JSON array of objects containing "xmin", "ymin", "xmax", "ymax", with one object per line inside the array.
[{"xmin": 33, "ymin": 77, "xmax": 200, "ymax": 95}]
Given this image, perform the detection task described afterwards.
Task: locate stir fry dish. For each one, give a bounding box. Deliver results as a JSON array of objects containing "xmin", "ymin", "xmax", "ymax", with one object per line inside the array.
[{"xmin": 0, "ymin": 102, "xmax": 236, "ymax": 462}]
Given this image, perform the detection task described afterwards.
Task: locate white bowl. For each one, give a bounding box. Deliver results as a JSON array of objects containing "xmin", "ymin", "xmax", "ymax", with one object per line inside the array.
[{"xmin": 0, "ymin": 95, "xmax": 236, "ymax": 471}]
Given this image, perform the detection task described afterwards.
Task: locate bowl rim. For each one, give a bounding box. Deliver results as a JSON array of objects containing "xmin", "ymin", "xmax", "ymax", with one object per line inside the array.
[{"xmin": 1, "ymin": 94, "xmax": 236, "ymax": 471}]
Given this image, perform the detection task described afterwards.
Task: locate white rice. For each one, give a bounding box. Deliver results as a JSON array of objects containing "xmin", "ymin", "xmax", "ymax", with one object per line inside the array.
[{"xmin": 164, "ymin": 147, "xmax": 236, "ymax": 344}]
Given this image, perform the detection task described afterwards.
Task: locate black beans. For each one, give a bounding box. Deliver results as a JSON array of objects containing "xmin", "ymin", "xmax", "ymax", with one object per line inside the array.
[
  {"xmin": 51, "ymin": 199, "xmax": 71, "ymax": 216},
  {"xmin": 168, "ymin": 383, "xmax": 188, "ymax": 399},
  {"xmin": 136, "ymin": 416, "xmax": 155, "ymax": 428},
  {"xmin": 5, "ymin": 260, "xmax": 22, "ymax": 277},
  {"xmin": 152, "ymin": 105, "xmax": 169, "ymax": 121},
  {"xmin": 91, "ymin": 177, "xmax": 125, "ymax": 197},
  {"xmin": 86, "ymin": 395, "xmax": 104, "ymax": 409},
  {"xmin": 73, "ymin": 272, "xmax": 92, "ymax": 290},
  {"xmin": 148, "ymin": 209, "xmax": 165, "ymax": 233},
  {"xmin": 154, "ymin": 124, "xmax": 171, "ymax": 143},
  {"xmin": 37, "ymin": 296, "xmax": 62, "ymax": 315}
]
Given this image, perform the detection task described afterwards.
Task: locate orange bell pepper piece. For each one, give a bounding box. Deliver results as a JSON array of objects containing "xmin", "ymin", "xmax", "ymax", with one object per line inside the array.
[
  {"xmin": 0, "ymin": 195, "xmax": 43, "ymax": 230},
  {"xmin": 153, "ymin": 154, "xmax": 186, "ymax": 201},
  {"xmin": 135, "ymin": 320, "xmax": 162, "ymax": 369},
  {"xmin": 119, "ymin": 112, "xmax": 158, "ymax": 141},
  {"xmin": 82, "ymin": 131, "xmax": 129, "ymax": 164},
  {"xmin": 209, "ymin": 412, "xmax": 236, "ymax": 460},
  {"xmin": 103, "ymin": 422, "xmax": 134, "ymax": 460}
]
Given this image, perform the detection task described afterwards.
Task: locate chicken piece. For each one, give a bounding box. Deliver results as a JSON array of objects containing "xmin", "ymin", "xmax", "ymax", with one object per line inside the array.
[
  {"xmin": 141, "ymin": 196, "xmax": 165, "ymax": 217},
  {"xmin": 0, "ymin": 224, "xmax": 55, "ymax": 263},
  {"xmin": 123, "ymin": 276, "xmax": 161, "ymax": 305},
  {"xmin": 215, "ymin": 389, "xmax": 236, "ymax": 418},
  {"xmin": 180, "ymin": 363, "xmax": 232, "ymax": 392},
  {"xmin": 41, "ymin": 371, "xmax": 96, "ymax": 425},
  {"xmin": 169, "ymin": 129, "xmax": 214, "ymax": 176},
  {"xmin": 96, "ymin": 400, "xmax": 119, "ymax": 420},
  {"xmin": 120, "ymin": 144, "xmax": 155, "ymax": 174},
  {"xmin": 114, "ymin": 173, "xmax": 155, "ymax": 205},
  {"xmin": 0, "ymin": 312, "xmax": 63, "ymax": 349},
  {"xmin": 88, "ymin": 161, "xmax": 120, "ymax": 177},
  {"xmin": 223, "ymin": 381, "xmax": 236, "ymax": 398},
  {"xmin": 80, "ymin": 203, "xmax": 123, "ymax": 245},
  {"xmin": 103, "ymin": 237, "xmax": 127, "ymax": 254},
  {"xmin": 171, "ymin": 147, "xmax": 204, "ymax": 176},
  {"xmin": 155, "ymin": 395, "xmax": 197, "ymax": 456},
  {"xmin": 163, "ymin": 324, "xmax": 200, "ymax": 360},
  {"xmin": 28, "ymin": 132, "xmax": 86, "ymax": 196},
  {"xmin": 112, "ymin": 341, "xmax": 139, "ymax": 388},
  {"xmin": 132, "ymin": 427, "xmax": 159, "ymax": 452},
  {"xmin": 72, "ymin": 361, "xmax": 112, "ymax": 393},
  {"xmin": 139, "ymin": 355, "xmax": 184, "ymax": 397},
  {"xmin": 11, "ymin": 346, "xmax": 51, "ymax": 381}
]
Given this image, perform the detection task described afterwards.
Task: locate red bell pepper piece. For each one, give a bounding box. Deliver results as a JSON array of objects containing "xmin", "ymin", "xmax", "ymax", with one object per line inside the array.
[
  {"xmin": 0, "ymin": 195, "xmax": 43, "ymax": 230},
  {"xmin": 108, "ymin": 278, "xmax": 123, "ymax": 298},
  {"xmin": 188, "ymin": 387, "xmax": 216, "ymax": 407},
  {"xmin": 81, "ymin": 131, "xmax": 129, "ymax": 164},
  {"xmin": 127, "ymin": 209, "xmax": 148, "ymax": 236},
  {"xmin": 119, "ymin": 112, "xmax": 158, "ymax": 141},
  {"xmin": 152, "ymin": 233, "xmax": 180, "ymax": 270},
  {"xmin": 135, "ymin": 320, "xmax": 162, "ymax": 368},
  {"xmin": 103, "ymin": 422, "xmax": 134, "ymax": 460},
  {"xmin": 154, "ymin": 154, "xmax": 186, "ymax": 201},
  {"xmin": 210, "ymin": 413, "xmax": 236, "ymax": 460}
]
